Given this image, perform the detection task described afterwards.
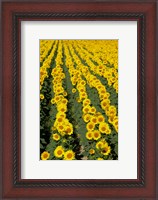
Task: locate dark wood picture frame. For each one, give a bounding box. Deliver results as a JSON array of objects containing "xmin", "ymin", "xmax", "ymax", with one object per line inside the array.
[{"xmin": 1, "ymin": 0, "xmax": 157, "ymax": 199}]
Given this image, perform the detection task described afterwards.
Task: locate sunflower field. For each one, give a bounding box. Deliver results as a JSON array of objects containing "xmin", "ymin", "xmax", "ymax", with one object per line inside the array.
[{"xmin": 40, "ymin": 40, "xmax": 118, "ymax": 160}]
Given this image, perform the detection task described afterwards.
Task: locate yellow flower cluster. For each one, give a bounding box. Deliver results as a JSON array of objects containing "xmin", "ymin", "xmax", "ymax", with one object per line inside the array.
[
  {"xmin": 96, "ymin": 140, "xmax": 111, "ymax": 156},
  {"xmin": 64, "ymin": 43, "xmax": 102, "ymax": 133},
  {"xmin": 51, "ymin": 41, "xmax": 73, "ymax": 137},
  {"xmin": 40, "ymin": 40, "xmax": 54, "ymax": 63},
  {"xmin": 63, "ymin": 42, "xmax": 112, "ymax": 159},
  {"xmin": 67, "ymin": 42, "xmax": 117, "ymax": 131},
  {"xmin": 40, "ymin": 40, "xmax": 58, "ymax": 90},
  {"xmin": 106, "ymin": 106, "xmax": 118, "ymax": 132},
  {"xmin": 54, "ymin": 146, "xmax": 75, "ymax": 160},
  {"xmin": 64, "ymin": 42, "xmax": 88, "ymax": 104},
  {"xmin": 76, "ymin": 40, "xmax": 118, "ymax": 69},
  {"xmin": 72, "ymin": 40, "xmax": 118, "ymax": 92}
]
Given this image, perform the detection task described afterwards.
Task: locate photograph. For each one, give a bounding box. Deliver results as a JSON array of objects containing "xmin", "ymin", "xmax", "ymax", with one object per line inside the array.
[{"xmin": 40, "ymin": 40, "xmax": 118, "ymax": 160}]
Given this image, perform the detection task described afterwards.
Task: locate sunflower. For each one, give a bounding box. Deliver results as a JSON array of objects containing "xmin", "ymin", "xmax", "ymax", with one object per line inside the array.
[
  {"xmin": 64, "ymin": 150, "xmax": 75, "ymax": 160},
  {"xmin": 107, "ymin": 106, "xmax": 117, "ymax": 116},
  {"xmin": 83, "ymin": 106, "xmax": 91, "ymax": 114},
  {"xmin": 56, "ymin": 112, "xmax": 66, "ymax": 119},
  {"xmin": 40, "ymin": 94, "xmax": 44, "ymax": 100},
  {"xmin": 90, "ymin": 116, "xmax": 98, "ymax": 124},
  {"xmin": 108, "ymin": 105, "xmax": 117, "ymax": 112},
  {"xmin": 83, "ymin": 101, "xmax": 89, "ymax": 107},
  {"xmin": 97, "ymin": 115, "xmax": 105, "ymax": 123},
  {"xmin": 106, "ymin": 128, "xmax": 111, "ymax": 134},
  {"xmin": 58, "ymin": 105, "xmax": 67, "ymax": 113},
  {"xmin": 54, "ymin": 95, "xmax": 61, "ymax": 103},
  {"xmin": 99, "ymin": 122, "xmax": 108, "ymax": 134},
  {"xmin": 96, "ymin": 140, "xmax": 106, "ymax": 149},
  {"xmin": 61, "ymin": 98, "xmax": 68, "ymax": 104},
  {"xmin": 86, "ymin": 122, "xmax": 95, "ymax": 131},
  {"xmin": 101, "ymin": 144, "xmax": 111, "ymax": 156},
  {"xmin": 52, "ymin": 133, "xmax": 60, "ymax": 141},
  {"xmin": 90, "ymin": 107, "xmax": 96, "ymax": 114},
  {"xmin": 41, "ymin": 151, "xmax": 50, "ymax": 160},
  {"xmin": 113, "ymin": 119, "xmax": 118, "ymax": 132},
  {"xmin": 72, "ymin": 88, "xmax": 76, "ymax": 93},
  {"xmin": 57, "ymin": 124, "xmax": 65, "ymax": 133},
  {"xmin": 80, "ymin": 92, "xmax": 87, "ymax": 99},
  {"xmin": 51, "ymin": 68, "xmax": 57, "ymax": 75},
  {"xmin": 61, "ymin": 73, "xmax": 65, "ymax": 79},
  {"xmin": 54, "ymin": 146, "xmax": 64, "ymax": 158},
  {"xmin": 78, "ymin": 87, "xmax": 85, "ymax": 93},
  {"xmin": 100, "ymin": 92, "xmax": 109, "ymax": 100},
  {"xmin": 65, "ymin": 125, "xmax": 73, "ymax": 135},
  {"xmin": 89, "ymin": 149, "xmax": 95, "ymax": 155},
  {"xmin": 100, "ymin": 89, "xmax": 106, "ymax": 95},
  {"xmin": 93, "ymin": 130, "xmax": 101, "ymax": 140},
  {"xmin": 51, "ymin": 126, "xmax": 56, "ymax": 131},
  {"xmin": 56, "ymin": 116, "xmax": 64, "ymax": 124},
  {"xmin": 101, "ymin": 99, "xmax": 110, "ymax": 110},
  {"xmin": 86, "ymin": 131, "xmax": 93, "ymax": 140},
  {"xmin": 76, "ymin": 97, "xmax": 82, "ymax": 103},
  {"xmin": 51, "ymin": 98, "xmax": 55, "ymax": 104},
  {"xmin": 83, "ymin": 114, "xmax": 91, "ymax": 123},
  {"xmin": 97, "ymin": 158, "xmax": 104, "ymax": 160},
  {"xmin": 63, "ymin": 91, "xmax": 67, "ymax": 96},
  {"xmin": 80, "ymin": 80, "xmax": 86, "ymax": 86},
  {"xmin": 108, "ymin": 116, "xmax": 115, "ymax": 123},
  {"xmin": 83, "ymin": 98, "xmax": 91, "ymax": 106}
]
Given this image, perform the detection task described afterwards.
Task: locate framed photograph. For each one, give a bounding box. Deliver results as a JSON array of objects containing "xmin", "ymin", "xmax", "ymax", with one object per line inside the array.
[{"xmin": 1, "ymin": 0, "xmax": 157, "ymax": 199}]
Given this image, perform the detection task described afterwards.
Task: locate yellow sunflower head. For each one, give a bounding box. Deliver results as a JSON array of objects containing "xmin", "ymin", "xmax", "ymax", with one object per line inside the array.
[
  {"xmin": 64, "ymin": 150, "xmax": 75, "ymax": 160},
  {"xmin": 90, "ymin": 116, "xmax": 98, "ymax": 124},
  {"xmin": 83, "ymin": 98, "xmax": 91, "ymax": 106},
  {"xmin": 58, "ymin": 105, "xmax": 67, "ymax": 113},
  {"xmin": 101, "ymin": 144, "xmax": 111, "ymax": 156},
  {"xmin": 101, "ymin": 99, "xmax": 110, "ymax": 110},
  {"xmin": 54, "ymin": 146, "xmax": 64, "ymax": 158},
  {"xmin": 89, "ymin": 149, "xmax": 95, "ymax": 155},
  {"xmin": 41, "ymin": 151, "xmax": 50, "ymax": 160},
  {"xmin": 97, "ymin": 115, "xmax": 105, "ymax": 123},
  {"xmin": 113, "ymin": 119, "xmax": 118, "ymax": 132},
  {"xmin": 97, "ymin": 158, "xmax": 104, "ymax": 160},
  {"xmin": 57, "ymin": 124, "xmax": 65, "ymax": 133},
  {"xmin": 107, "ymin": 106, "xmax": 117, "ymax": 117},
  {"xmin": 99, "ymin": 122, "xmax": 109, "ymax": 134},
  {"xmin": 65, "ymin": 125, "xmax": 73, "ymax": 135},
  {"xmin": 90, "ymin": 107, "xmax": 96, "ymax": 114},
  {"xmin": 61, "ymin": 98, "xmax": 68, "ymax": 104},
  {"xmin": 52, "ymin": 133, "xmax": 60, "ymax": 141},
  {"xmin": 56, "ymin": 113, "xmax": 65, "ymax": 124},
  {"xmin": 86, "ymin": 131, "xmax": 93, "ymax": 140},
  {"xmin": 72, "ymin": 88, "xmax": 76, "ymax": 93},
  {"xmin": 86, "ymin": 122, "xmax": 95, "ymax": 131},
  {"xmin": 83, "ymin": 114, "xmax": 91, "ymax": 123},
  {"xmin": 63, "ymin": 91, "xmax": 67, "ymax": 96},
  {"xmin": 96, "ymin": 140, "xmax": 107, "ymax": 149},
  {"xmin": 80, "ymin": 92, "xmax": 87, "ymax": 99},
  {"xmin": 54, "ymin": 95, "xmax": 61, "ymax": 103},
  {"xmin": 40, "ymin": 94, "xmax": 44, "ymax": 100},
  {"xmin": 93, "ymin": 130, "xmax": 101, "ymax": 140},
  {"xmin": 51, "ymin": 98, "xmax": 55, "ymax": 104},
  {"xmin": 56, "ymin": 112, "xmax": 66, "ymax": 119}
]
